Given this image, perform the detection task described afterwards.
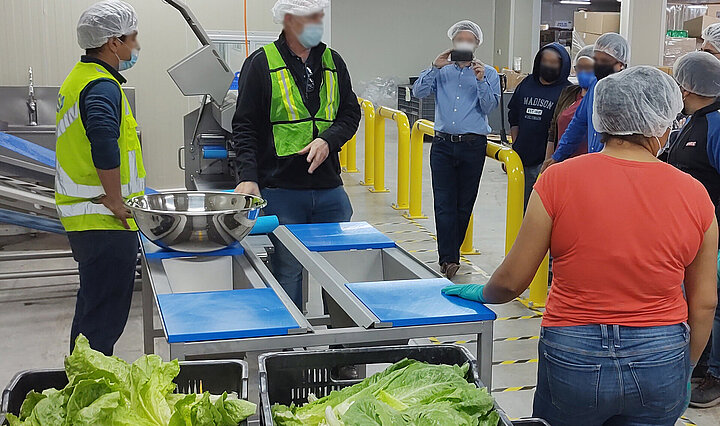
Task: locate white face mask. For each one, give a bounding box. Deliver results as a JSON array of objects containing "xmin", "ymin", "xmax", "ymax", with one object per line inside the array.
[
  {"xmin": 654, "ymin": 136, "xmax": 664, "ymax": 156},
  {"xmin": 453, "ymin": 41, "xmax": 476, "ymax": 52}
]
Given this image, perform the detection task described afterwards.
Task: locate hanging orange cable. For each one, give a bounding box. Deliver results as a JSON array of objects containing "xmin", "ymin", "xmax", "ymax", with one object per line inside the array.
[{"xmin": 243, "ymin": 0, "xmax": 249, "ymax": 57}]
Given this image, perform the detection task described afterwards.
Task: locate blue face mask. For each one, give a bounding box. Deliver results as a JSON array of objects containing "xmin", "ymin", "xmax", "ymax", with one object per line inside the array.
[
  {"xmin": 118, "ymin": 48, "xmax": 139, "ymax": 71},
  {"xmin": 298, "ymin": 22, "xmax": 324, "ymax": 48},
  {"xmin": 576, "ymin": 70, "xmax": 596, "ymax": 89}
]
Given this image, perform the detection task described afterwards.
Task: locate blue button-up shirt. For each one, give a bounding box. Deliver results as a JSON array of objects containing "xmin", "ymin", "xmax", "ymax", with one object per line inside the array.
[
  {"xmin": 552, "ymin": 80, "xmax": 602, "ymax": 161},
  {"xmin": 412, "ymin": 64, "xmax": 500, "ymax": 135}
]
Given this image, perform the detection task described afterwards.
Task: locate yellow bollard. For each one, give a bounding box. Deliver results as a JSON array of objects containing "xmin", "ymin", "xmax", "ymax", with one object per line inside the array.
[
  {"xmin": 374, "ymin": 106, "xmax": 411, "ymax": 202},
  {"xmin": 460, "ymin": 214, "xmax": 480, "ymax": 255},
  {"xmin": 358, "ymin": 98, "xmax": 375, "ymax": 186},
  {"xmin": 370, "ymin": 112, "xmax": 389, "ymax": 192},
  {"xmin": 339, "ymin": 144, "xmax": 348, "ymax": 170},
  {"xmin": 345, "ymin": 133, "xmax": 358, "ymax": 173},
  {"xmin": 403, "ymin": 119, "xmax": 434, "ymax": 219}
]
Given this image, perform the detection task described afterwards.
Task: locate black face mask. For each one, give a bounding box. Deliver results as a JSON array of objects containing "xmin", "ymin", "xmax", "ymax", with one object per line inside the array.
[
  {"xmin": 539, "ymin": 64, "xmax": 561, "ymax": 82},
  {"xmin": 594, "ymin": 62, "xmax": 617, "ymax": 80}
]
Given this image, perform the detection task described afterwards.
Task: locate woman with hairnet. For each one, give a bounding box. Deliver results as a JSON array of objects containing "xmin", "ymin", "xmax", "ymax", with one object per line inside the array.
[
  {"xmin": 56, "ymin": 0, "xmax": 145, "ymax": 356},
  {"xmin": 663, "ymin": 51, "xmax": 720, "ymax": 408},
  {"xmin": 412, "ymin": 20, "xmax": 500, "ymax": 279},
  {"xmin": 542, "ymin": 32, "xmax": 629, "ymax": 172},
  {"xmin": 544, "ymin": 45, "xmax": 596, "ymax": 167},
  {"xmin": 443, "ymin": 66, "xmax": 718, "ymax": 425},
  {"xmin": 701, "ymin": 23, "xmax": 720, "ymax": 60}
]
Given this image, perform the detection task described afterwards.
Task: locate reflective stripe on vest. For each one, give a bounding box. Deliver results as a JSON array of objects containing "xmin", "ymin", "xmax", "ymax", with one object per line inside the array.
[
  {"xmin": 55, "ymin": 62, "xmax": 145, "ymax": 232},
  {"xmin": 263, "ymin": 43, "xmax": 340, "ymax": 157}
]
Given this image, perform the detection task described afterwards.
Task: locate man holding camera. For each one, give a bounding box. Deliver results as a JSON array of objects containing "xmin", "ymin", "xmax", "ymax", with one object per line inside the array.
[{"xmin": 412, "ymin": 20, "xmax": 500, "ymax": 279}]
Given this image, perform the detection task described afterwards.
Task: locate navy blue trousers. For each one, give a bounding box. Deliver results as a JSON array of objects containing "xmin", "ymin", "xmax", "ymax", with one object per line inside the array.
[
  {"xmin": 430, "ymin": 135, "xmax": 487, "ymax": 265},
  {"xmin": 67, "ymin": 230, "xmax": 138, "ymax": 355}
]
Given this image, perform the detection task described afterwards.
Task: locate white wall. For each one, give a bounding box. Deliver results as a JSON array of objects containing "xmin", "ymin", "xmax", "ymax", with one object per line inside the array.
[
  {"xmin": 330, "ymin": 0, "xmax": 496, "ymax": 89},
  {"xmin": 0, "ymin": 0, "xmax": 279, "ymax": 189}
]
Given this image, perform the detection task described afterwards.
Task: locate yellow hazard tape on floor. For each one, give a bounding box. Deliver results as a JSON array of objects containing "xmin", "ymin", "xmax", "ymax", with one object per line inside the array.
[
  {"xmin": 491, "ymin": 385, "xmax": 536, "ymax": 393},
  {"xmin": 497, "ymin": 312, "xmax": 543, "ymax": 321},
  {"xmin": 493, "ymin": 358, "xmax": 538, "ymax": 366}
]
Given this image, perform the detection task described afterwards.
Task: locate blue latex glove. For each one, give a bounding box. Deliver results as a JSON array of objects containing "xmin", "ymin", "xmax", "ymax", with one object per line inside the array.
[{"xmin": 441, "ymin": 284, "xmax": 487, "ymax": 303}]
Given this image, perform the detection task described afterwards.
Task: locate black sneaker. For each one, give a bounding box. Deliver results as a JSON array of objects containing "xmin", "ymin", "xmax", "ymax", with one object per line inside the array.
[
  {"xmin": 690, "ymin": 373, "xmax": 720, "ymax": 408},
  {"xmin": 692, "ymin": 363, "xmax": 709, "ymax": 383}
]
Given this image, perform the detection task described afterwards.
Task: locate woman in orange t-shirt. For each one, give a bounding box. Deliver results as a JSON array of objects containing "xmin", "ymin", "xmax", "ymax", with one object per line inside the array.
[{"xmin": 443, "ymin": 66, "xmax": 718, "ymax": 425}]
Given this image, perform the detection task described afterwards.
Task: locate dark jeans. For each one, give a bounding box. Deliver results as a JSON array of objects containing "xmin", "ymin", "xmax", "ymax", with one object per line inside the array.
[
  {"xmin": 67, "ymin": 230, "xmax": 139, "ymax": 356},
  {"xmin": 261, "ymin": 186, "xmax": 353, "ymax": 308},
  {"xmin": 697, "ymin": 251, "xmax": 720, "ymax": 379},
  {"xmin": 430, "ymin": 135, "xmax": 487, "ymax": 265},
  {"xmin": 524, "ymin": 163, "xmax": 543, "ymax": 211},
  {"xmin": 533, "ymin": 324, "xmax": 690, "ymax": 426}
]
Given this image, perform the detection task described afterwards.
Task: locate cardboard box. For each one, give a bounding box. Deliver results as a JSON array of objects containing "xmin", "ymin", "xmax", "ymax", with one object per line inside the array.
[
  {"xmin": 657, "ymin": 66, "xmax": 673, "ymax": 76},
  {"xmin": 684, "ymin": 15, "xmax": 720, "ymax": 37},
  {"xmin": 706, "ymin": 4, "xmax": 720, "ymax": 19},
  {"xmin": 501, "ymin": 69, "xmax": 527, "ymax": 92},
  {"xmin": 663, "ymin": 37, "xmax": 698, "ymax": 67},
  {"xmin": 574, "ymin": 11, "xmax": 620, "ymax": 34}
]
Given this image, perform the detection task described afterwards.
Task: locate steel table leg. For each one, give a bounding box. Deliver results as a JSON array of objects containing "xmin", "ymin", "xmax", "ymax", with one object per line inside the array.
[
  {"xmin": 477, "ymin": 321, "xmax": 494, "ymax": 390},
  {"xmin": 141, "ymin": 260, "xmax": 155, "ymax": 354}
]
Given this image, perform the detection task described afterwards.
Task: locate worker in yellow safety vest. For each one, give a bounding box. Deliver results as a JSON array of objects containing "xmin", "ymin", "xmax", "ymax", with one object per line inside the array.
[
  {"xmin": 232, "ymin": 0, "xmax": 360, "ymax": 310},
  {"xmin": 55, "ymin": 0, "xmax": 145, "ymax": 356}
]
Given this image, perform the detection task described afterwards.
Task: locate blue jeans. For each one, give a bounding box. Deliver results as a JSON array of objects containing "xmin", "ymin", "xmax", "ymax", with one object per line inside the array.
[
  {"xmin": 533, "ymin": 324, "xmax": 690, "ymax": 426},
  {"xmin": 524, "ymin": 163, "xmax": 542, "ymax": 211},
  {"xmin": 261, "ymin": 187, "xmax": 353, "ymax": 308},
  {"xmin": 67, "ymin": 230, "xmax": 139, "ymax": 356},
  {"xmin": 700, "ymin": 252, "xmax": 720, "ymax": 379},
  {"xmin": 429, "ymin": 135, "xmax": 487, "ymax": 265}
]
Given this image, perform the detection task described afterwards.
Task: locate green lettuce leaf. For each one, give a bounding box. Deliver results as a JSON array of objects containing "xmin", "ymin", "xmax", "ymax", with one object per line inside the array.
[
  {"xmin": 64, "ymin": 335, "xmax": 131, "ymax": 397},
  {"xmin": 129, "ymin": 355, "xmax": 179, "ymax": 425},
  {"xmin": 271, "ymin": 359, "xmax": 500, "ymax": 426}
]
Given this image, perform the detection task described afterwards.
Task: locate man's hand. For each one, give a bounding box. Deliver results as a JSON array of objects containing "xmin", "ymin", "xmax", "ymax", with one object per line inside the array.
[
  {"xmin": 471, "ymin": 60, "xmax": 485, "ymax": 81},
  {"xmin": 540, "ymin": 158, "xmax": 556, "ymax": 174},
  {"xmin": 234, "ymin": 181, "xmax": 260, "ymax": 196},
  {"xmin": 433, "ymin": 49, "xmax": 453, "ymax": 69},
  {"xmin": 100, "ymin": 196, "xmax": 132, "ymax": 229},
  {"xmin": 298, "ymin": 138, "xmax": 329, "ymax": 174}
]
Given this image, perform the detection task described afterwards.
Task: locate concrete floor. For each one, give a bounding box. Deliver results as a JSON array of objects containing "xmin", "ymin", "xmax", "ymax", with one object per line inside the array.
[{"xmin": 1, "ymin": 121, "xmax": 719, "ymax": 425}]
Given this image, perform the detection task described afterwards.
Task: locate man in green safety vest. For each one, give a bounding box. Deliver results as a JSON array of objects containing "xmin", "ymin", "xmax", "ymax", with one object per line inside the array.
[
  {"xmin": 55, "ymin": 0, "xmax": 144, "ymax": 355},
  {"xmin": 232, "ymin": 0, "xmax": 361, "ymax": 309}
]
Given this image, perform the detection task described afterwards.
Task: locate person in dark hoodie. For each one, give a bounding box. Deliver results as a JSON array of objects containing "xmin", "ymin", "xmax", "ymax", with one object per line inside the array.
[{"xmin": 508, "ymin": 42, "xmax": 571, "ymax": 209}]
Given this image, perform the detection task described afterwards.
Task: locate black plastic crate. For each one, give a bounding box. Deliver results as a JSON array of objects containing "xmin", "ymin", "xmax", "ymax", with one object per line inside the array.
[
  {"xmin": 2, "ymin": 359, "xmax": 249, "ymax": 425},
  {"xmin": 258, "ymin": 344, "xmax": 513, "ymax": 426},
  {"xmin": 513, "ymin": 420, "xmax": 550, "ymax": 425}
]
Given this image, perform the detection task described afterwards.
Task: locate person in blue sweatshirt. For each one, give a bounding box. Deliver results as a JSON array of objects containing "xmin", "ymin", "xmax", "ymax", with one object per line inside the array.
[
  {"xmin": 508, "ymin": 42, "xmax": 571, "ymax": 208},
  {"xmin": 541, "ymin": 33, "xmax": 629, "ymax": 173}
]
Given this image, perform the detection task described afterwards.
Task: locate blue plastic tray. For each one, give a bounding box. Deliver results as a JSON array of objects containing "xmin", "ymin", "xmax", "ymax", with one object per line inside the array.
[
  {"xmin": 286, "ymin": 221, "xmax": 395, "ymax": 252},
  {"xmin": 157, "ymin": 288, "xmax": 301, "ymax": 343},
  {"xmin": 346, "ymin": 278, "xmax": 496, "ymax": 327}
]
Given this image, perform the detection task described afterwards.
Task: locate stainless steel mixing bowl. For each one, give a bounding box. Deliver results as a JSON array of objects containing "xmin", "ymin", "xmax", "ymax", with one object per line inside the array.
[{"xmin": 126, "ymin": 191, "xmax": 266, "ymax": 253}]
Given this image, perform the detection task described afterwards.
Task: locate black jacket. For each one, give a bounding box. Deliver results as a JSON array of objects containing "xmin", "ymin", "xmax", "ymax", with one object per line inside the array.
[
  {"xmin": 231, "ymin": 33, "xmax": 361, "ymax": 189},
  {"xmin": 666, "ymin": 101, "xmax": 720, "ymax": 226},
  {"xmin": 508, "ymin": 43, "xmax": 571, "ymax": 166}
]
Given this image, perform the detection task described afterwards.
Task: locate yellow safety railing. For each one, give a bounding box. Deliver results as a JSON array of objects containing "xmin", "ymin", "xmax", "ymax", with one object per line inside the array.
[
  {"xmin": 460, "ymin": 215, "xmax": 480, "ymax": 255},
  {"xmin": 405, "ymin": 120, "xmax": 549, "ymax": 306},
  {"xmin": 358, "ymin": 98, "xmax": 375, "ymax": 186},
  {"xmin": 486, "ymin": 141, "xmax": 549, "ymax": 307},
  {"xmin": 404, "ymin": 119, "xmax": 434, "ymax": 219},
  {"xmin": 372, "ymin": 106, "xmax": 411, "ymax": 199},
  {"xmin": 345, "ymin": 133, "xmax": 358, "ymax": 172}
]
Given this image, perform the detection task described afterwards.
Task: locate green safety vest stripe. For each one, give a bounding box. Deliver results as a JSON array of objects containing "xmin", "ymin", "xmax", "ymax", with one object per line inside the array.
[
  {"xmin": 263, "ymin": 42, "xmax": 340, "ymax": 157},
  {"xmin": 55, "ymin": 61, "xmax": 145, "ymax": 232}
]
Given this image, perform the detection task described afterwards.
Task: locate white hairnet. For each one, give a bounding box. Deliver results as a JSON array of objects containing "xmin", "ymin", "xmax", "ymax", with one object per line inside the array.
[
  {"xmin": 594, "ymin": 32, "xmax": 629, "ymax": 65},
  {"xmin": 593, "ymin": 66, "xmax": 682, "ymax": 138},
  {"xmin": 77, "ymin": 0, "xmax": 137, "ymax": 50},
  {"xmin": 575, "ymin": 45, "xmax": 595, "ymax": 65},
  {"xmin": 272, "ymin": 0, "xmax": 330, "ymax": 24},
  {"xmin": 447, "ymin": 20, "xmax": 483, "ymax": 45},
  {"xmin": 702, "ymin": 22, "xmax": 720, "ymax": 52},
  {"xmin": 674, "ymin": 51, "xmax": 720, "ymax": 97}
]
